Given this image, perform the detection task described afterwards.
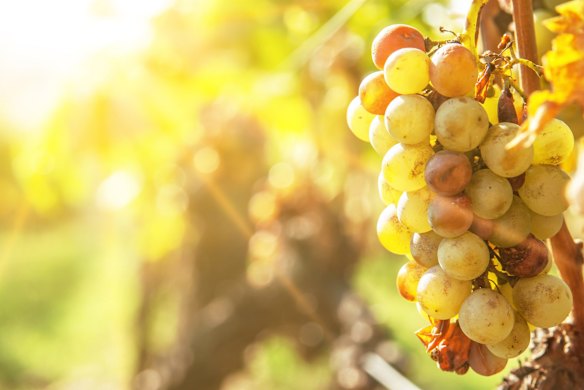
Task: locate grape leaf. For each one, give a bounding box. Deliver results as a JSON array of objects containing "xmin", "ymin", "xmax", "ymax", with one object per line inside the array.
[{"xmin": 510, "ymin": 0, "xmax": 584, "ymax": 149}]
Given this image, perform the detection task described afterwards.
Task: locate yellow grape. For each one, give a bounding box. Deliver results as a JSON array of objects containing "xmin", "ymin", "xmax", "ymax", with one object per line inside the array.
[
  {"xmin": 385, "ymin": 94, "xmax": 435, "ymax": 145},
  {"xmin": 529, "ymin": 210, "xmax": 563, "ymax": 240},
  {"xmin": 384, "ymin": 48, "xmax": 430, "ymax": 95},
  {"xmin": 370, "ymin": 115, "xmax": 398, "ymax": 157},
  {"xmin": 458, "ymin": 289, "xmax": 514, "ymax": 345},
  {"xmin": 377, "ymin": 204, "xmax": 413, "ymax": 255},
  {"xmin": 486, "ymin": 312, "xmax": 531, "ymax": 359},
  {"xmin": 382, "ymin": 142, "xmax": 434, "ymax": 192},
  {"xmin": 437, "ymin": 231, "xmax": 490, "ymax": 281},
  {"xmin": 377, "ymin": 172, "xmax": 402, "ymax": 205},
  {"xmin": 434, "ymin": 97, "xmax": 489, "ymax": 152},
  {"xmin": 517, "ymin": 164, "xmax": 570, "ymax": 216},
  {"xmin": 410, "ymin": 231, "xmax": 442, "ymax": 268},
  {"xmin": 429, "ymin": 43, "xmax": 477, "ymax": 98},
  {"xmin": 465, "ymin": 169, "xmax": 513, "ymax": 219},
  {"xmin": 359, "ymin": 71, "xmax": 399, "ymax": 115},
  {"xmin": 397, "ymin": 186, "xmax": 433, "ymax": 233},
  {"xmin": 490, "ymin": 196, "xmax": 531, "ymax": 248},
  {"xmin": 417, "ymin": 265, "xmax": 471, "ymax": 320},
  {"xmin": 480, "ymin": 122, "xmax": 534, "ymax": 178},
  {"xmin": 532, "ymin": 118, "xmax": 574, "ymax": 165},
  {"xmin": 396, "ymin": 261, "xmax": 427, "ymax": 301},
  {"xmin": 346, "ymin": 96, "xmax": 375, "ymax": 142}
]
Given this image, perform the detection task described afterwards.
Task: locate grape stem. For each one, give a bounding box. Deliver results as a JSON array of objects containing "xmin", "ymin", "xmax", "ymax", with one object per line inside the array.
[{"xmin": 511, "ymin": 0, "xmax": 540, "ymax": 95}]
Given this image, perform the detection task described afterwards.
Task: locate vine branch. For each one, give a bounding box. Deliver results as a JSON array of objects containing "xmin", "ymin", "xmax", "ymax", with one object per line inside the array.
[{"xmin": 511, "ymin": 0, "xmax": 540, "ymax": 95}]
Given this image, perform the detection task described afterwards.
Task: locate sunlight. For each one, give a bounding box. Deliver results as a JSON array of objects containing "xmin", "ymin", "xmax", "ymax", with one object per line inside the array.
[{"xmin": 0, "ymin": 0, "xmax": 172, "ymax": 131}]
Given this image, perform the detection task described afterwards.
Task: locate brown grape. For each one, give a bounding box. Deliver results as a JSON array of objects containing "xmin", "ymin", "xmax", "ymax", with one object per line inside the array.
[
  {"xmin": 424, "ymin": 150, "xmax": 472, "ymax": 196},
  {"xmin": 430, "ymin": 43, "xmax": 477, "ymax": 97},
  {"xmin": 427, "ymin": 194, "xmax": 473, "ymax": 238},
  {"xmin": 468, "ymin": 342, "xmax": 508, "ymax": 376},
  {"xmin": 371, "ymin": 24, "xmax": 426, "ymax": 69}
]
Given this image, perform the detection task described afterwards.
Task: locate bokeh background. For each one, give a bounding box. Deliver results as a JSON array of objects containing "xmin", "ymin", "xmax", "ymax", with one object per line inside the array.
[{"xmin": 0, "ymin": 0, "xmax": 581, "ymax": 389}]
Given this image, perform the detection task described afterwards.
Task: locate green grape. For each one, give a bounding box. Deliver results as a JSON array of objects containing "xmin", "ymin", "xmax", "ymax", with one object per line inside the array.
[
  {"xmin": 397, "ymin": 186, "xmax": 433, "ymax": 233},
  {"xmin": 371, "ymin": 24, "xmax": 426, "ymax": 69},
  {"xmin": 377, "ymin": 204, "xmax": 413, "ymax": 255},
  {"xmin": 434, "ymin": 97, "xmax": 489, "ymax": 152},
  {"xmin": 465, "ymin": 169, "xmax": 513, "ymax": 219},
  {"xmin": 385, "ymin": 94, "xmax": 435, "ymax": 145},
  {"xmin": 396, "ymin": 261, "xmax": 427, "ymax": 301},
  {"xmin": 532, "ymin": 118, "xmax": 574, "ymax": 165},
  {"xmin": 530, "ymin": 210, "xmax": 563, "ymax": 240},
  {"xmin": 410, "ymin": 231, "xmax": 442, "ymax": 268},
  {"xmin": 370, "ymin": 115, "xmax": 398, "ymax": 157},
  {"xmin": 416, "ymin": 265, "xmax": 472, "ymax": 320},
  {"xmin": 490, "ymin": 196, "xmax": 532, "ymax": 248},
  {"xmin": 429, "ymin": 43, "xmax": 478, "ymax": 98},
  {"xmin": 518, "ymin": 164, "xmax": 570, "ymax": 216},
  {"xmin": 486, "ymin": 312, "xmax": 531, "ymax": 359},
  {"xmin": 513, "ymin": 274, "xmax": 573, "ymax": 328},
  {"xmin": 378, "ymin": 172, "xmax": 402, "ymax": 205},
  {"xmin": 382, "ymin": 142, "xmax": 434, "ymax": 192},
  {"xmin": 437, "ymin": 231, "xmax": 490, "ymax": 281},
  {"xmin": 458, "ymin": 289, "xmax": 514, "ymax": 345},
  {"xmin": 347, "ymin": 96, "xmax": 375, "ymax": 142},
  {"xmin": 469, "ymin": 342, "xmax": 508, "ymax": 376},
  {"xmin": 479, "ymin": 122, "xmax": 534, "ymax": 177},
  {"xmin": 384, "ymin": 48, "xmax": 430, "ymax": 95}
]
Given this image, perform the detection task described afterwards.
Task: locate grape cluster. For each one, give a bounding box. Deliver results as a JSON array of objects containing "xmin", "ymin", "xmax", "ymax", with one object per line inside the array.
[{"xmin": 347, "ymin": 24, "xmax": 575, "ymax": 375}]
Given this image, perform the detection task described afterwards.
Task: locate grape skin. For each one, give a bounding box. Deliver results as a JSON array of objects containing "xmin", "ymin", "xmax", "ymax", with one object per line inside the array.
[
  {"xmin": 410, "ymin": 231, "xmax": 442, "ymax": 268},
  {"xmin": 396, "ymin": 261, "xmax": 427, "ymax": 301},
  {"xmin": 512, "ymin": 274, "xmax": 573, "ymax": 328},
  {"xmin": 416, "ymin": 265, "xmax": 472, "ymax": 320},
  {"xmin": 437, "ymin": 231, "xmax": 490, "ymax": 281},
  {"xmin": 469, "ymin": 342, "xmax": 508, "ymax": 376},
  {"xmin": 384, "ymin": 48, "xmax": 430, "ymax": 95},
  {"xmin": 479, "ymin": 122, "xmax": 534, "ymax": 178},
  {"xmin": 385, "ymin": 94, "xmax": 434, "ymax": 145},
  {"xmin": 370, "ymin": 116, "xmax": 398, "ymax": 157},
  {"xmin": 434, "ymin": 97, "xmax": 489, "ymax": 152},
  {"xmin": 458, "ymin": 289, "xmax": 514, "ymax": 345},
  {"xmin": 429, "ymin": 43, "xmax": 477, "ymax": 97},
  {"xmin": 427, "ymin": 194, "xmax": 473, "ymax": 238},
  {"xmin": 359, "ymin": 71, "xmax": 399, "ymax": 115},
  {"xmin": 529, "ymin": 211, "xmax": 563, "ymax": 240},
  {"xmin": 489, "ymin": 196, "xmax": 531, "ymax": 248},
  {"xmin": 382, "ymin": 142, "xmax": 434, "ymax": 192},
  {"xmin": 486, "ymin": 312, "xmax": 531, "ymax": 359},
  {"xmin": 532, "ymin": 118, "xmax": 574, "ymax": 165},
  {"xmin": 377, "ymin": 204, "xmax": 413, "ymax": 255},
  {"xmin": 346, "ymin": 96, "xmax": 375, "ymax": 142},
  {"xmin": 397, "ymin": 187, "xmax": 433, "ymax": 233},
  {"xmin": 465, "ymin": 169, "xmax": 513, "ymax": 219},
  {"xmin": 371, "ymin": 24, "xmax": 426, "ymax": 70},
  {"xmin": 517, "ymin": 164, "xmax": 570, "ymax": 216},
  {"xmin": 424, "ymin": 150, "xmax": 472, "ymax": 196},
  {"xmin": 377, "ymin": 172, "xmax": 402, "ymax": 205}
]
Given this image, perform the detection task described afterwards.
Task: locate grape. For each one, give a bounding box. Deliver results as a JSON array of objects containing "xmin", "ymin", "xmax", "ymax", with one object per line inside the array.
[
  {"xmin": 378, "ymin": 172, "xmax": 402, "ymax": 205},
  {"xmin": 469, "ymin": 342, "xmax": 508, "ymax": 376},
  {"xmin": 410, "ymin": 231, "xmax": 442, "ymax": 268},
  {"xmin": 424, "ymin": 150, "xmax": 472, "ymax": 196},
  {"xmin": 384, "ymin": 48, "xmax": 430, "ymax": 95},
  {"xmin": 370, "ymin": 116, "xmax": 398, "ymax": 157},
  {"xmin": 499, "ymin": 235, "xmax": 549, "ymax": 278},
  {"xmin": 346, "ymin": 96, "xmax": 375, "ymax": 142},
  {"xmin": 437, "ymin": 232, "xmax": 490, "ymax": 281},
  {"xmin": 458, "ymin": 289, "xmax": 514, "ymax": 345},
  {"xmin": 359, "ymin": 71, "xmax": 399, "ymax": 115},
  {"xmin": 397, "ymin": 187, "xmax": 433, "ymax": 233},
  {"xmin": 465, "ymin": 169, "xmax": 513, "ymax": 219},
  {"xmin": 517, "ymin": 164, "xmax": 570, "ymax": 216},
  {"xmin": 469, "ymin": 215, "xmax": 494, "ymax": 241},
  {"xmin": 486, "ymin": 312, "xmax": 531, "ymax": 359},
  {"xmin": 371, "ymin": 24, "xmax": 426, "ymax": 70},
  {"xmin": 529, "ymin": 211, "xmax": 563, "ymax": 240},
  {"xmin": 416, "ymin": 265, "xmax": 472, "ymax": 320},
  {"xmin": 482, "ymin": 84, "xmax": 501, "ymax": 125},
  {"xmin": 434, "ymin": 97, "xmax": 489, "ymax": 152},
  {"xmin": 512, "ymin": 274, "xmax": 573, "ymax": 328},
  {"xmin": 532, "ymin": 118, "xmax": 574, "ymax": 165},
  {"xmin": 429, "ymin": 43, "xmax": 477, "ymax": 97},
  {"xmin": 382, "ymin": 142, "xmax": 434, "ymax": 192},
  {"xmin": 490, "ymin": 196, "xmax": 531, "ymax": 248},
  {"xmin": 479, "ymin": 122, "xmax": 534, "ymax": 178},
  {"xmin": 377, "ymin": 204, "xmax": 413, "ymax": 255},
  {"xmin": 427, "ymin": 194, "xmax": 473, "ymax": 238},
  {"xmin": 396, "ymin": 261, "xmax": 427, "ymax": 301},
  {"xmin": 385, "ymin": 94, "xmax": 435, "ymax": 144}
]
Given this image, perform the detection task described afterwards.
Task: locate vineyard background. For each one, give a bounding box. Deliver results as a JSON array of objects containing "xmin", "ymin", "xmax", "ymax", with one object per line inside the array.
[{"xmin": 0, "ymin": 0, "xmax": 582, "ymax": 389}]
